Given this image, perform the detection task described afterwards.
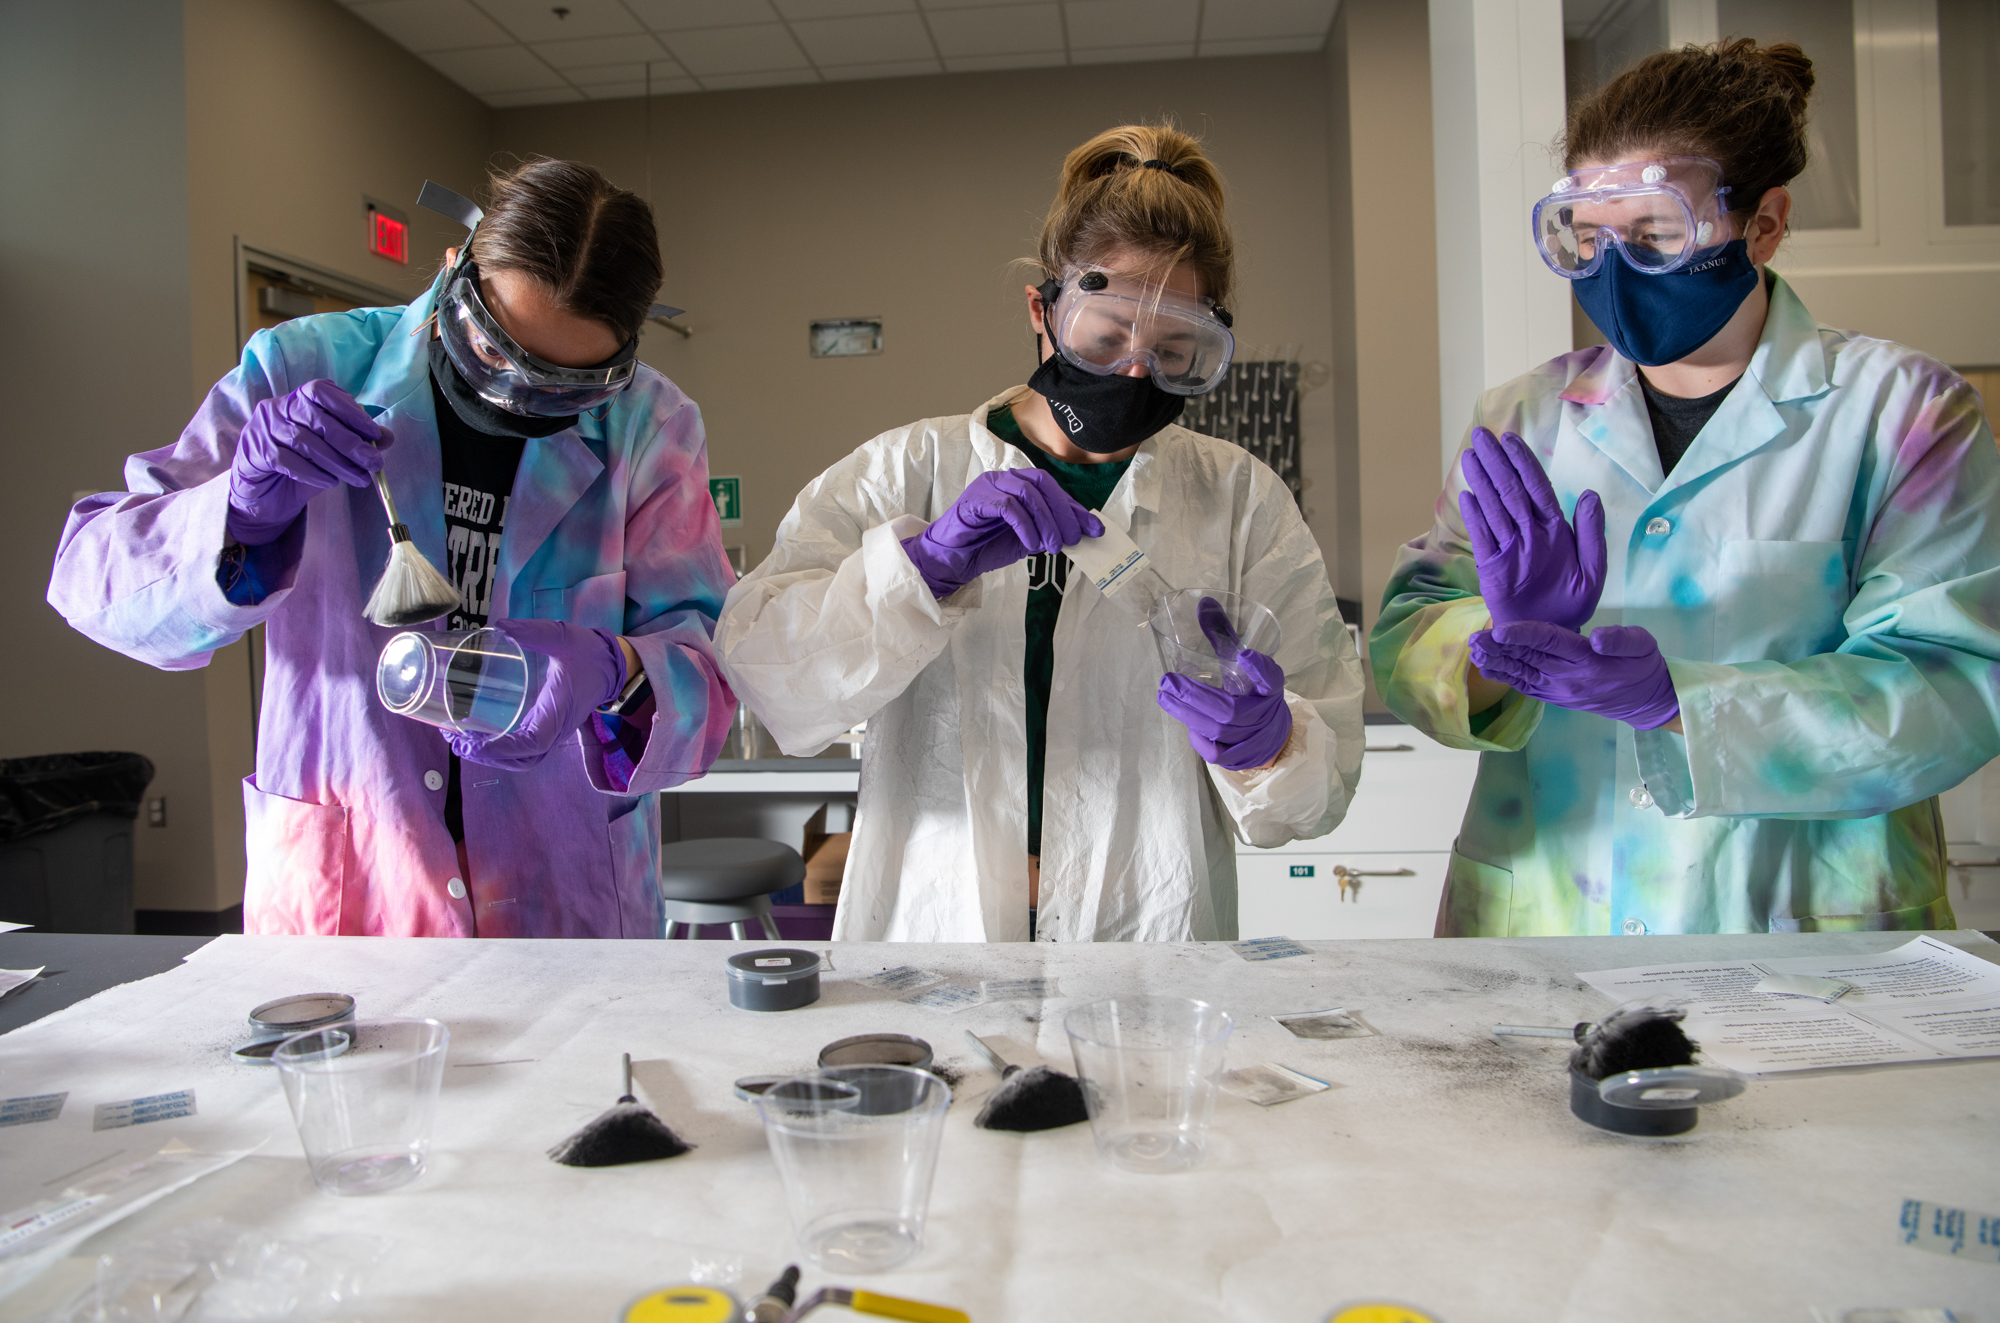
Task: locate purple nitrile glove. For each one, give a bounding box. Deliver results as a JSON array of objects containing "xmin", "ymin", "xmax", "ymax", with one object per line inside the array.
[
  {"xmin": 1458, "ymin": 427, "xmax": 1606, "ymax": 630},
  {"xmin": 900, "ymin": 468, "xmax": 1104, "ymax": 599},
  {"xmin": 1468, "ymin": 621, "xmax": 1680, "ymax": 730},
  {"xmin": 226, "ymin": 379, "xmax": 391, "ymax": 546},
  {"xmin": 1157, "ymin": 600, "xmax": 1294, "ymax": 770},
  {"xmin": 446, "ymin": 619, "xmax": 628, "ymax": 771}
]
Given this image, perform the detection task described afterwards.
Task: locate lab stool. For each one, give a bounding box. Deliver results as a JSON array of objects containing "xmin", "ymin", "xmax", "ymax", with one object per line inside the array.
[{"xmin": 659, "ymin": 837, "xmax": 807, "ymax": 940}]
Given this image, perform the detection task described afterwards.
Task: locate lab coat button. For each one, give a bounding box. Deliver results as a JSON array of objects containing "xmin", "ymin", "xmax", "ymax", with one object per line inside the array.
[
  {"xmin": 1622, "ymin": 917, "xmax": 1647, "ymax": 935},
  {"xmin": 1629, "ymin": 786, "xmax": 1654, "ymax": 808},
  {"xmin": 447, "ymin": 877, "xmax": 467, "ymax": 899},
  {"xmin": 1646, "ymin": 517, "xmax": 1672, "ymax": 535},
  {"xmin": 424, "ymin": 770, "xmax": 444, "ymax": 791}
]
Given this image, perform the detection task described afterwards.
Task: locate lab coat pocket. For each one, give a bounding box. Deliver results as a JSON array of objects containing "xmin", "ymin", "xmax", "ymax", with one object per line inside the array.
[
  {"xmin": 606, "ymin": 796, "xmax": 661, "ymax": 938},
  {"xmin": 241, "ymin": 777, "xmax": 349, "ymax": 936},
  {"xmin": 1437, "ymin": 846, "xmax": 1515, "ymax": 938},
  {"xmin": 1714, "ymin": 540, "xmax": 1849, "ymax": 664},
  {"xmin": 532, "ymin": 570, "xmax": 628, "ymax": 632}
]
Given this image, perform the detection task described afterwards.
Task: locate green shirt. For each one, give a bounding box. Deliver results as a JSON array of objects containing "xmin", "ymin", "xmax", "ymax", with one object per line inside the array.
[{"xmin": 986, "ymin": 405, "xmax": 1133, "ymax": 854}]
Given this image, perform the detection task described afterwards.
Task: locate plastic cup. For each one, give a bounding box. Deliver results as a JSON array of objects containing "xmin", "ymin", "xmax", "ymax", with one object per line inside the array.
[
  {"xmin": 375, "ymin": 627, "xmax": 546, "ymax": 735},
  {"xmin": 754, "ymin": 1065, "xmax": 951, "ymax": 1273},
  {"xmin": 1065, "ymin": 996, "xmax": 1234, "ymax": 1174},
  {"xmin": 1148, "ymin": 590, "xmax": 1282, "ymax": 695},
  {"xmin": 274, "ymin": 1017, "xmax": 450, "ymax": 1196}
]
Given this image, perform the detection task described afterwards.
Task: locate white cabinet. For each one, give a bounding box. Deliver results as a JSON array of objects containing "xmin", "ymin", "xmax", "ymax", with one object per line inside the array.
[
  {"xmin": 1237, "ymin": 851, "xmax": 1449, "ymax": 940},
  {"xmin": 1234, "ymin": 723, "xmax": 1480, "ymax": 939}
]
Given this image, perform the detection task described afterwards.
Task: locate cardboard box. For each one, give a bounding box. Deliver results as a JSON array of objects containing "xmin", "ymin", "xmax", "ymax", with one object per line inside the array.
[{"xmin": 801, "ymin": 803, "xmax": 853, "ymax": 906}]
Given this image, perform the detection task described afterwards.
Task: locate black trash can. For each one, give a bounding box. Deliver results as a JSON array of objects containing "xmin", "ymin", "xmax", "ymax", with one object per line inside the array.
[{"xmin": 0, "ymin": 753, "xmax": 155, "ymax": 934}]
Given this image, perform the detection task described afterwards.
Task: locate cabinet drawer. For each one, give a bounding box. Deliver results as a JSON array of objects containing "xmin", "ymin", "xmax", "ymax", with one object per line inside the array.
[
  {"xmin": 1320, "ymin": 726, "xmax": 1480, "ymax": 854},
  {"xmin": 1236, "ymin": 851, "xmax": 1445, "ymax": 940}
]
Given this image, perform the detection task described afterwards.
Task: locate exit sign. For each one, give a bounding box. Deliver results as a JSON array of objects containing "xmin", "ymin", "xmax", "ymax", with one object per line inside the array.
[
  {"xmin": 709, "ymin": 476, "xmax": 742, "ymax": 526},
  {"xmin": 366, "ymin": 199, "xmax": 409, "ymax": 264}
]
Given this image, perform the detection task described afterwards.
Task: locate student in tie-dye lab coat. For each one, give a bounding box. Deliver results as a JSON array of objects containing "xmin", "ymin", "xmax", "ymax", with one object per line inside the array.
[
  {"xmin": 49, "ymin": 161, "xmax": 735, "ymax": 937},
  {"xmin": 1373, "ymin": 41, "xmax": 2000, "ymax": 936}
]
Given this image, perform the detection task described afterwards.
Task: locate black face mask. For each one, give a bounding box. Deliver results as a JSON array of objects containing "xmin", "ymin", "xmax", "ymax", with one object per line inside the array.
[
  {"xmin": 1026, "ymin": 346, "xmax": 1185, "ymax": 455},
  {"xmin": 428, "ymin": 339, "xmax": 579, "ymax": 440}
]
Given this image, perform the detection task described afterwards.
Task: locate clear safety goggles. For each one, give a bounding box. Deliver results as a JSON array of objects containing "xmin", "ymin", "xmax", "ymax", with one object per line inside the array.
[
  {"xmin": 1037, "ymin": 268, "xmax": 1235, "ymax": 396},
  {"xmin": 1531, "ymin": 156, "xmax": 1736, "ymax": 278},
  {"xmin": 435, "ymin": 259, "xmax": 640, "ymax": 418}
]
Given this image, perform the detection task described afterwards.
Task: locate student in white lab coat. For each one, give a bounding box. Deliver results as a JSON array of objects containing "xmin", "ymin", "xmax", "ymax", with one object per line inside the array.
[{"xmin": 719, "ymin": 124, "xmax": 1365, "ymax": 942}]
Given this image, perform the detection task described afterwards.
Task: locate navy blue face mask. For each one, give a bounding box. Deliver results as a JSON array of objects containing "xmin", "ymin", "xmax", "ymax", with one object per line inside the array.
[{"xmin": 1571, "ymin": 239, "xmax": 1760, "ymax": 367}]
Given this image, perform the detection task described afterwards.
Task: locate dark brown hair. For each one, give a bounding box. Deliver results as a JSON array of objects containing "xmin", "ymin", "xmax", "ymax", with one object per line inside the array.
[
  {"xmin": 1038, "ymin": 123, "xmax": 1235, "ymax": 308},
  {"xmin": 468, "ymin": 158, "xmax": 661, "ymax": 342},
  {"xmin": 1563, "ymin": 38, "xmax": 1816, "ymax": 215}
]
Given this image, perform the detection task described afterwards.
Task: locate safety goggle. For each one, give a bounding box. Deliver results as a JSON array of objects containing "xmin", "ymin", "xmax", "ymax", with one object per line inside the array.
[
  {"xmin": 1036, "ymin": 268, "xmax": 1235, "ymax": 397},
  {"xmin": 435, "ymin": 260, "xmax": 640, "ymax": 418},
  {"xmin": 1530, "ymin": 156, "xmax": 1736, "ymax": 279},
  {"xmin": 417, "ymin": 179, "xmax": 681, "ymax": 419}
]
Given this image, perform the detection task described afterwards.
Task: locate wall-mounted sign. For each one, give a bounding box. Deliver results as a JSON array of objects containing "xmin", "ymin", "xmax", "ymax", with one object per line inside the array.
[
  {"xmin": 365, "ymin": 197, "xmax": 410, "ymax": 265},
  {"xmin": 709, "ymin": 476, "xmax": 742, "ymax": 527},
  {"xmin": 809, "ymin": 318, "xmax": 882, "ymax": 358}
]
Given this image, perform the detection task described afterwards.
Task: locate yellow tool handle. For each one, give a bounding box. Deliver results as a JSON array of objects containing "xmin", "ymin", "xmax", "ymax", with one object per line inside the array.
[{"xmin": 847, "ymin": 1291, "xmax": 971, "ymax": 1323}]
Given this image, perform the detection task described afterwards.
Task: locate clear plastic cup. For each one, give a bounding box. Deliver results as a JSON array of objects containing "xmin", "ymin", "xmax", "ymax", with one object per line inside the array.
[
  {"xmin": 274, "ymin": 1017, "xmax": 450, "ymax": 1196},
  {"xmin": 754, "ymin": 1065, "xmax": 951, "ymax": 1273},
  {"xmin": 1149, "ymin": 590, "xmax": 1282, "ymax": 695},
  {"xmin": 1065, "ymin": 996, "xmax": 1234, "ymax": 1174},
  {"xmin": 375, "ymin": 627, "xmax": 545, "ymax": 735}
]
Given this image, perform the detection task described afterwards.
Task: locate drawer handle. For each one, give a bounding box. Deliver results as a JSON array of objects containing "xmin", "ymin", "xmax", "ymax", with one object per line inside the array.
[
  {"xmin": 1948, "ymin": 859, "xmax": 2000, "ymax": 869},
  {"xmin": 1333, "ymin": 866, "xmax": 1416, "ymax": 878},
  {"xmin": 1364, "ymin": 743, "xmax": 1414, "ymax": 752}
]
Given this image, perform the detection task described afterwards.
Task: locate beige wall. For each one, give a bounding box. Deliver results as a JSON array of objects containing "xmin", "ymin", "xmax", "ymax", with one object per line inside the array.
[
  {"xmin": 492, "ymin": 55, "xmax": 1341, "ymax": 578},
  {"xmin": 1324, "ymin": 0, "xmax": 1442, "ymax": 684},
  {"xmin": 1, "ymin": 0, "xmax": 208, "ymax": 913}
]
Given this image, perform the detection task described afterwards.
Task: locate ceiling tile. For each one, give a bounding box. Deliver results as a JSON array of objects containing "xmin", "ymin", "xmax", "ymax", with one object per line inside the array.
[
  {"xmin": 918, "ymin": 0, "xmax": 1049, "ymax": 9},
  {"xmin": 790, "ymin": 12, "xmax": 935, "ymax": 64},
  {"xmin": 660, "ymin": 22, "xmax": 811, "ymax": 72},
  {"xmin": 423, "ymin": 44, "xmax": 568, "ymax": 91},
  {"xmin": 819, "ymin": 57, "xmax": 942, "ymax": 79},
  {"xmin": 485, "ymin": 86, "xmax": 588, "ymax": 106},
  {"xmin": 472, "ymin": 0, "xmax": 642, "ymax": 40},
  {"xmin": 925, "ymin": 3, "xmax": 1060, "ymax": 56},
  {"xmin": 626, "ymin": 0, "xmax": 780, "ymax": 31},
  {"xmin": 1197, "ymin": 33, "xmax": 1324, "ymax": 57},
  {"xmin": 1072, "ymin": 41, "xmax": 1194, "ymax": 64},
  {"xmin": 1197, "ymin": 0, "xmax": 1338, "ymax": 42},
  {"xmin": 1065, "ymin": 0, "xmax": 1196, "ymax": 50},
  {"xmin": 533, "ymin": 33, "xmax": 668, "ymax": 67},
  {"xmin": 696, "ymin": 67, "xmax": 824, "ymax": 87},
  {"xmin": 348, "ymin": 0, "xmax": 512, "ymax": 53},
  {"xmin": 563, "ymin": 60, "xmax": 656, "ymax": 82},
  {"xmin": 772, "ymin": 0, "xmax": 914, "ymax": 17},
  {"xmin": 579, "ymin": 78, "xmax": 699, "ymax": 97},
  {"xmin": 940, "ymin": 49, "xmax": 1063, "ymax": 71}
]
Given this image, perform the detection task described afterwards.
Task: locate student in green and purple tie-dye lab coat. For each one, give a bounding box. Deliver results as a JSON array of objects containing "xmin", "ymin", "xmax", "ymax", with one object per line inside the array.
[{"xmin": 1372, "ymin": 40, "xmax": 2000, "ymax": 936}]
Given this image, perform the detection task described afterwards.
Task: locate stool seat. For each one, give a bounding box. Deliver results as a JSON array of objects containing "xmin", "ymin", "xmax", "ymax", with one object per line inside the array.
[{"xmin": 658, "ymin": 837, "xmax": 805, "ymax": 902}]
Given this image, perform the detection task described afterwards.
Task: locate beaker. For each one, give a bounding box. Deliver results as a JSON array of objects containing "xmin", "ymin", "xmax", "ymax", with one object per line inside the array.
[
  {"xmin": 1065, "ymin": 995, "xmax": 1233, "ymax": 1174},
  {"xmin": 1148, "ymin": 590, "xmax": 1283, "ymax": 695},
  {"xmin": 376, "ymin": 627, "xmax": 546, "ymax": 736}
]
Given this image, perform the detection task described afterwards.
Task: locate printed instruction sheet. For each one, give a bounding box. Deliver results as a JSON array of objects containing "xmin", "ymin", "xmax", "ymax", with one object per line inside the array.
[{"xmin": 1579, "ymin": 935, "xmax": 2000, "ymax": 1075}]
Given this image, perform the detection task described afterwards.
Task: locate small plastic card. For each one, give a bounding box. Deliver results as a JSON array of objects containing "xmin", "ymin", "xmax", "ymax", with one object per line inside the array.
[
  {"xmin": 1756, "ymin": 973, "xmax": 1857, "ymax": 1002},
  {"xmin": 93, "ymin": 1090, "xmax": 197, "ymax": 1131},
  {"xmin": 899, "ymin": 983, "xmax": 984, "ymax": 1013},
  {"xmin": 0, "ymin": 1092, "xmax": 65, "ymax": 1128},
  {"xmin": 980, "ymin": 977, "xmax": 1062, "ymax": 1002},
  {"xmin": 1898, "ymin": 1199, "xmax": 2000, "ymax": 1265},
  {"xmin": 861, "ymin": 966, "xmax": 945, "ymax": 993},
  {"xmin": 1232, "ymin": 936, "xmax": 1311, "ymax": 962},
  {"xmin": 1218, "ymin": 1064, "xmax": 1335, "ymax": 1107},
  {"xmin": 1064, "ymin": 521, "xmax": 1150, "ymax": 598},
  {"xmin": 1274, "ymin": 1008, "xmax": 1378, "ymax": 1040}
]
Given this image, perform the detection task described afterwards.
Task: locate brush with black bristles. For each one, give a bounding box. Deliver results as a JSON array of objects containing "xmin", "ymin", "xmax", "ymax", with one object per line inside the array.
[
  {"xmin": 547, "ymin": 1052, "xmax": 692, "ymax": 1167},
  {"xmin": 362, "ymin": 448, "xmax": 460, "ymax": 627},
  {"xmin": 1569, "ymin": 1006, "xmax": 1697, "ymax": 1080},
  {"xmin": 964, "ymin": 1032, "xmax": 1089, "ymax": 1132}
]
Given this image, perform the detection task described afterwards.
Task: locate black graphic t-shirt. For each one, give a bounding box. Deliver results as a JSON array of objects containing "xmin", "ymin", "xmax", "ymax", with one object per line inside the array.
[{"xmin": 430, "ymin": 373, "xmax": 526, "ymax": 631}]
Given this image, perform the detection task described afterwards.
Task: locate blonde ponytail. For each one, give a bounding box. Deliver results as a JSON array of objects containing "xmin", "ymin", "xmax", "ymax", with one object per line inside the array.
[{"xmin": 1037, "ymin": 123, "xmax": 1235, "ymax": 309}]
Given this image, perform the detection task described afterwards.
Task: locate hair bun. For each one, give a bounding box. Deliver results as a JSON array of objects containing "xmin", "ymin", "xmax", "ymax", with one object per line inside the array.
[{"xmin": 1747, "ymin": 39, "xmax": 1815, "ymax": 111}]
